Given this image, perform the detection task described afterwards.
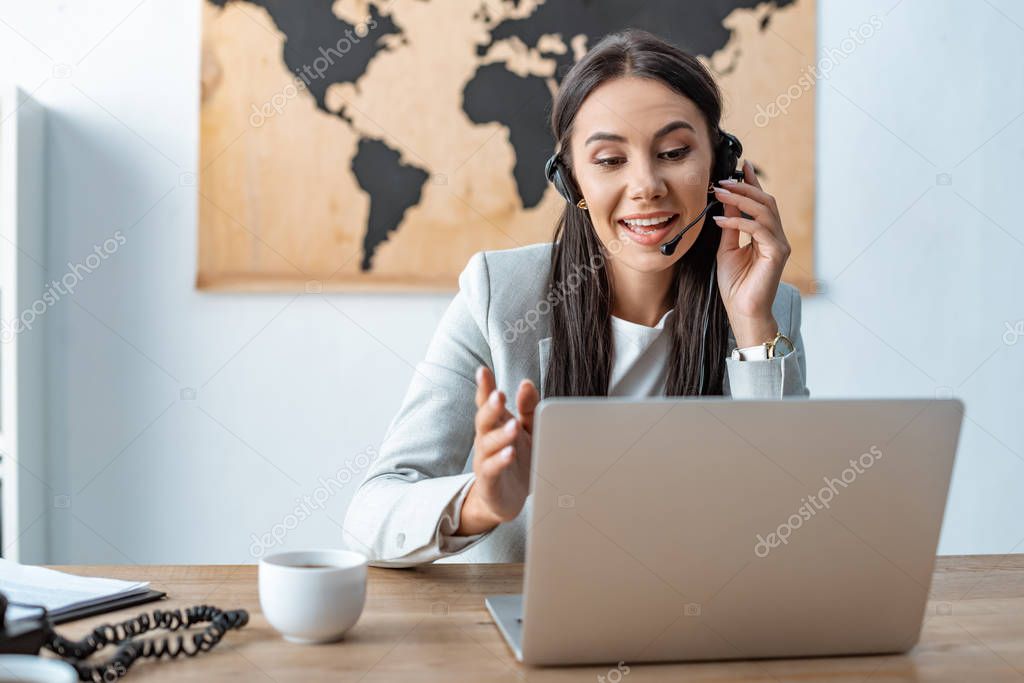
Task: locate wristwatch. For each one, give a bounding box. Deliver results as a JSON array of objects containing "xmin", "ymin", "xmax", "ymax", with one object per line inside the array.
[{"xmin": 730, "ymin": 330, "xmax": 795, "ymax": 361}]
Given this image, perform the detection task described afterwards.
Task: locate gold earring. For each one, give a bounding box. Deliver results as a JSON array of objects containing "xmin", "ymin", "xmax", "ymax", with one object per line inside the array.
[
  {"xmin": 707, "ymin": 182, "xmax": 714, "ymax": 193},
  {"xmin": 576, "ymin": 198, "xmax": 588, "ymax": 210}
]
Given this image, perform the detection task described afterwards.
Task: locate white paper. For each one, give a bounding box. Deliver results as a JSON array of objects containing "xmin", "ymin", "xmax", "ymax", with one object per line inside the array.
[{"xmin": 0, "ymin": 558, "xmax": 150, "ymax": 622}]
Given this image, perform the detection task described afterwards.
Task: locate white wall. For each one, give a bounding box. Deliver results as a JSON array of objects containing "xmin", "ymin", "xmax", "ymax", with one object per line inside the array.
[{"xmin": 0, "ymin": 0, "xmax": 1019, "ymax": 563}]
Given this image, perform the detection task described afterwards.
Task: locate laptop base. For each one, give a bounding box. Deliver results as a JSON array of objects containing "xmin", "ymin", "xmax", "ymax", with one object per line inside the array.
[{"xmin": 484, "ymin": 594, "xmax": 524, "ymax": 662}]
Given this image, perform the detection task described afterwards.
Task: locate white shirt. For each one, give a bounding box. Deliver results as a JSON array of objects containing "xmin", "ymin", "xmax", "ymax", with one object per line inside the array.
[
  {"xmin": 607, "ymin": 307, "xmax": 772, "ymax": 394},
  {"xmin": 608, "ymin": 307, "xmax": 676, "ymax": 396}
]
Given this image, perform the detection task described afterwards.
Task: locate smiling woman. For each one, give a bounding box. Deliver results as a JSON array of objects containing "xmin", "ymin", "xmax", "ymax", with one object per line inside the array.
[
  {"xmin": 546, "ymin": 32, "xmax": 791, "ymax": 397},
  {"xmin": 343, "ymin": 29, "xmax": 809, "ymax": 567}
]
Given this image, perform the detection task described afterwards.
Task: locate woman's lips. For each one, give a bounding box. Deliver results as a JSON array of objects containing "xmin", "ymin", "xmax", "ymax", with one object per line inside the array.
[{"xmin": 617, "ymin": 214, "xmax": 679, "ymax": 246}]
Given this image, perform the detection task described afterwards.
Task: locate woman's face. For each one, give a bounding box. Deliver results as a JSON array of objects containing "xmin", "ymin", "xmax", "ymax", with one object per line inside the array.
[{"xmin": 568, "ymin": 76, "xmax": 715, "ymax": 273}]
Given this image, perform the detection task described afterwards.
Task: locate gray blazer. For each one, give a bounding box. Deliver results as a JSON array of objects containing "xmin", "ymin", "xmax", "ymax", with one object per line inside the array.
[{"xmin": 342, "ymin": 242, "xmax": 808, "ymax": 567}]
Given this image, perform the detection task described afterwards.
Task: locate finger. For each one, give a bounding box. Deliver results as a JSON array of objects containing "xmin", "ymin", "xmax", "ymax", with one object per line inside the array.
[
  {"xmin": 475, "ymin": 388, "xmax": 510, "ymax": 433},
  {"xmin": 516, "ymin": 379, "xmax": 540, "ymax": 433},
  {"xmin": 722, "ymin": 190, "xmax": 741, "ymax": 219},
  {"xmin": 475, "ymin": 365, "xmax": 495, "ymax": 408},
  {"xmin": 514, "ymin": 430, "xmax": 532, "ymax": 468},
  {"xmin": 479, "ymin": 444, "xmax": 516, "ymax": 479},
  {"xmin": 712, "ymin": 186, "xmax": 772, "ymax": 223},
  {"xmin": 716, "ymin": 180, "xmax": 776, "ymax": 216},
  {"xmin": 717, "ymin": 163, "xmax": 777, "ymax": 213},
  {"xmin": 477, "ymin": 417, "xmax": 519, "ymax": 458},
  {"xmin": 712, "ymin": 216, "xmax": 790, "ymax": 257},
  {"xmin": 717, "ymin": 209, "xmax": 740, "ymax": 255},
  {"xmin": 742, "ymin": 159, "xmax": 762, "ymax": 189}
]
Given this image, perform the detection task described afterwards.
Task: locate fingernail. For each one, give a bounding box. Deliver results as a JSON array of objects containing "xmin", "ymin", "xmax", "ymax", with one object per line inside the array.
[
  {"xmin": 713, "ymin": 215, "xmax": 727, "ymax": 223},
  {"xmin": 490, "ymin": 390, "xmax": 499, "ymax": 406},
  {"xmin": 501, "ymin": 445, "xmax": 514, "ymax": 460},
  {"xmin": 504, "ymin": 417, "xmax": 517, "ymax": 433},
  {"xmin": 719, "ymin": 178, "xmax": 738, "ymax": 185},
  {"xmin": 476, "ymin": 366, "xmax": 484, "ymax": 382},
  {"xmin": 713, "ymin": 186, "xmax": 732, "ymax": 194}
]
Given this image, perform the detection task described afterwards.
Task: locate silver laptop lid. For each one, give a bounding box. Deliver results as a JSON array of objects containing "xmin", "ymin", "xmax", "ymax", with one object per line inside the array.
[{"xmin": 521, "ymin": 398, "xmax": 963, "ymax": 666}]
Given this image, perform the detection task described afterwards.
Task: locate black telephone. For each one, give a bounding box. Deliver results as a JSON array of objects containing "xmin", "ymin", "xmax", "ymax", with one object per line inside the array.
[{"xmin": 0, "ymin": 590, "xmax": 248, "ymax": 681}]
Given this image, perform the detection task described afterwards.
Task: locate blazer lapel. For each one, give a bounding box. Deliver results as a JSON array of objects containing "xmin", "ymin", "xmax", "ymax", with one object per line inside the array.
[{"xmin": 538, "ymin": 336, "xmax": 551, "ymax": 398}]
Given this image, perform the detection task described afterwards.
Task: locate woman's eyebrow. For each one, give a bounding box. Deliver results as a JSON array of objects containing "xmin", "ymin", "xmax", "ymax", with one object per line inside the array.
[{"xmin": 584, "ymin": 120, "xmax": 696, "ymax": 146}]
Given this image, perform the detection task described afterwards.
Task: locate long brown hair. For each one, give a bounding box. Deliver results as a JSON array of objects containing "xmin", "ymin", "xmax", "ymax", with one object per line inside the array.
[{"xmin": 543, "ymin": 28, "xmax": 734, "ymax": 398}]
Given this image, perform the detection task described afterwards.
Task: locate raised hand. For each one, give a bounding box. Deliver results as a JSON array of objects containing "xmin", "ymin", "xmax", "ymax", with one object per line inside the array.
[
  {"xmin": 711, "ymin": 159, "xmax": 791, "ymax": 347},
  {"xmin": 455, "ymin": 366, "xmax": 539, "ymax": 535}
]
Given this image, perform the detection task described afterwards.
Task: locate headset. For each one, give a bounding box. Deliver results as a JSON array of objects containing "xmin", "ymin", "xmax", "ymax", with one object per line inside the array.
[{"xmin": 543, "ymin": 129, "xmax": 745, "ymax": 393}]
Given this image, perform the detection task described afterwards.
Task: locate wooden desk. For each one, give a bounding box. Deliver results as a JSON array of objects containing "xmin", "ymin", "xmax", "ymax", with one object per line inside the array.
[{"xmin": 47, "ymin": 555, "xmax": 1024, "ymax": 682}]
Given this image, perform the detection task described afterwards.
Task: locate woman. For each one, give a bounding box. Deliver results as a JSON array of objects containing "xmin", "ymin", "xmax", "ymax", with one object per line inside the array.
[{"xmin": 343, "ymin": 29, "xmax": 808, "ymax": 567}]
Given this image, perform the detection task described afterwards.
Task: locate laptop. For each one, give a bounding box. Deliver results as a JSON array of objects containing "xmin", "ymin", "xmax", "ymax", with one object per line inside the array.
[{"xmin": 485, "ymin": 398, "xmax": 963, "ymax": 666}]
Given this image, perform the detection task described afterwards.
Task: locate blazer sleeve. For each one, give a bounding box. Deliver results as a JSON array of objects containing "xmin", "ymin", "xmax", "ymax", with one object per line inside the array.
[
  {"xmin": 724, "ymin": 286, "xmax": 810, "ymax": 398},
  {"xmin": 342, "ymin": 252, "xmax": 497, "ymax": 567}
]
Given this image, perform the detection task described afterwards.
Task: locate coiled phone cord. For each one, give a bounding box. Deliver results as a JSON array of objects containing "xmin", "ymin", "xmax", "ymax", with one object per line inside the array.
[{"xmin": 43, "ymin": 604, "xmax": 249, "ymax": 682}]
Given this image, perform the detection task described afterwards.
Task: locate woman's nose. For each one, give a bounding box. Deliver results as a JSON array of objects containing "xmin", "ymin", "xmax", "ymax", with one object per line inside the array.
[{"xmin": 628, "ymin": 159, "xmax": 667, "ymax": 200}]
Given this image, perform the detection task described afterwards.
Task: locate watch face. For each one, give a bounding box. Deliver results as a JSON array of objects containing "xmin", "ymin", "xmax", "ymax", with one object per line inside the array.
[{"xmin": 769, "ymin": 333, "xmax": 795, "ymax": 358}]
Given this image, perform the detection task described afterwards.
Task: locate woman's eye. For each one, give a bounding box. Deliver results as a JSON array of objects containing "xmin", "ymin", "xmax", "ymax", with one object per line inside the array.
[
  {"xmin": 660, "ymin": 147, "xmax": 691, "ymax": 160},
  {"xmin": 595, "ymin": 157, "xmax": 624, "ymax": 167}
]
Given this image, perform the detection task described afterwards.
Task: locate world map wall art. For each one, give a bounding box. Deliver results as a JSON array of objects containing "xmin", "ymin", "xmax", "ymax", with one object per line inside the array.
[{"xmin": 199, "ymin": 0, "xmax": 816, "ymax": 292}]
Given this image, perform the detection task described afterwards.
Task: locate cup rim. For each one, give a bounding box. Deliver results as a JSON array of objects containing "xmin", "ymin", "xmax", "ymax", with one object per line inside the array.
[{"xmin": 259, "ymin": 548, "xmax": 368, "ymax": 571}]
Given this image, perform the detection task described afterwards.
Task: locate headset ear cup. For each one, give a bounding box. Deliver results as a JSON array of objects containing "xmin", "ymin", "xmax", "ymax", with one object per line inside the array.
[
  {"xmin": 556, "ymin": 169, "xmax": 576, "ymax": 205},
  {"xmin": 556, "ymin": 168, "xmax": 579, "ymax": 205},
  {"xmin": 723, "ymin": 131, "xmax": 743, "ymax": 180},
  {"xmin": 545, "ymin": 153, "xmax": 582, "ymax": 206},
  {"xmin": 712, "ymin": 131, "xmax": 744, "ymax": 184}
]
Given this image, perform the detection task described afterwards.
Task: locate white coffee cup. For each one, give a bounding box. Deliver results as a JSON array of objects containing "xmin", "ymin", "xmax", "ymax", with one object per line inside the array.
[{"xmin": 258, "ymin": 549, "xmax": 368, "ymax": 644}]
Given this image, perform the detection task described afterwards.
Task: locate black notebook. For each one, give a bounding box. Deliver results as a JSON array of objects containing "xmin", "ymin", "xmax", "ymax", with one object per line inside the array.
[{"xmin": 49, "ymin": 588, "xmax": 167, "ymax": 624}]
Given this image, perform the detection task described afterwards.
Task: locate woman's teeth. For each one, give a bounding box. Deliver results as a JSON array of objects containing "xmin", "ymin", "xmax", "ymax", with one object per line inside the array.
[{"xmin": 620, "ymin": 215, "xmax": 678, "ymax": 234}]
